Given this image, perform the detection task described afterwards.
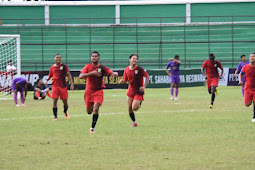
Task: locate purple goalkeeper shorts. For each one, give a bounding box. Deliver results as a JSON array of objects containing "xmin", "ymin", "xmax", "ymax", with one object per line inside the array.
[
  {"xmin": 12, "ymin": 84, "xmax": 24, "ymax": 92},
  {"xmin": 170, "ymin": 74, "xmax": 180, "ymax": 84}
]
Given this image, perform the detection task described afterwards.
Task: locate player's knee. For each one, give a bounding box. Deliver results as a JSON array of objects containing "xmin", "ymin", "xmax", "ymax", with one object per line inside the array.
[{"xmin": 132, "ymin": 105, "xmax": 140, "ymax": 111}]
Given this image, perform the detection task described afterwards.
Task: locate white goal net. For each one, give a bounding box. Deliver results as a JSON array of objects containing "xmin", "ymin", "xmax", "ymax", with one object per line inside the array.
[{"xmin": 0, "ymin": 35, "xmax": 21, "ymax": 100}]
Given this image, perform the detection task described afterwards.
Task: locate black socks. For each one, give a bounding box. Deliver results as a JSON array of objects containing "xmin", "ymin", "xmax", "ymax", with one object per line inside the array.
[
  {"xmin": 63, "ymin": 106, "xmax": 68, "ymax": 116},
  {"xmin": 211, "ymin": 93, "xmax": 215, "ymax": 105},
  {"xmin": 92, "ymin": 114, "xmax": 99, "ymax": 128},
  {"xmin": 129, "ymin": 112, "xmax": 136, "ymax": 122},
  {"xmin": 53, "ymin": 108, "xmax": 57, "ymax": 118}
]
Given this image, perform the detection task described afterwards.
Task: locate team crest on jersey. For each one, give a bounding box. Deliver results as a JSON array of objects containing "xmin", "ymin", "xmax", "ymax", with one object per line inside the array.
[
  {"xmin": 135, "ymin": 70, "xmax": 138, "ymax": 74},
  {"xmin": 214, "ymin": 64, "xmax": 217, "ymax": 67},
  {"xmin": 60, "ymin": 66, "xmax": 63, "ymax": 70},
  {"xmin": 98, "ymin": 68, "xmax": 101, "ymax": 72}
]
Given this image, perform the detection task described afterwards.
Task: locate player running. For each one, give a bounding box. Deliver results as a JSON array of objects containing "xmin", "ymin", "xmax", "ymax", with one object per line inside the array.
[
  {"xmin": 45, "ymin": 54, "xmax": 74, "ymax": 120},
  {"xmin": 165, "ymin": 55, "xmax": 181, "ymax": 100},
  {"xmin": 201, "ymin": 53, "xmax": 224, "ymax": 109},
  {"xmin": 239, "ymin": 53, "xmax": 255, "ymax": 122},
  {"xmin": 119, "ymin": 54, "xmax": 149, "ymax": 127},
  {"xmin": 12, "ymin": 77, "xmax": 31, "ymax": 106},
  {"xmin": 79, "ymin": 51, "xmax": 118, "ymax": 133},
  {"xmin": 234, "ymin": 54, "xmax": 249, "ymax": 98},
  {"xmin": 34, "ymin": 78, "xmax": 52, "ymax": 100}
]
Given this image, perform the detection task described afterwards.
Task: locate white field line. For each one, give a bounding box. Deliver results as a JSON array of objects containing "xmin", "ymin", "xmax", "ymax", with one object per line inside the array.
[{"xmin": 0, "ymin": 108, "xmax": 240, "ymax": 121}]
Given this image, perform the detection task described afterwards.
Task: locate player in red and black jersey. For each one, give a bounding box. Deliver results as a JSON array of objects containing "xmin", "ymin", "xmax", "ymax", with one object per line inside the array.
[
  {"xmin": 45, "ymin": 54, "xmax": 74, "ymax": 120},
  {"xmin": 119, "ymin": 54, "xmax": 149, "ymax": 127},
  {"xmin": 79, "ymin": 51, "xmax": 118, "ymax": 133},
  {"xmin": 201, "ymin": 53, "xmax": 223, "ymax": 109},
  {"xmin": 239, "ymin": 52, "xmax": 255, "ymax": 122}
]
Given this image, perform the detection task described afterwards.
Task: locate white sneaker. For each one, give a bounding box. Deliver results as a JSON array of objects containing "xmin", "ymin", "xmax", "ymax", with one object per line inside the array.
[
  {"xmin": 252, "ymin": 118, "xmax": 255, "ymax": 122},
  {"xmin": 21, "ymin": 104, "xmax": 26, "ymax": 107},
  {"xmin": 170, "ymin": 97, "xmax": 174, "ymax": 100},
  {"xmin": 174, "ymin": 97, "xmax": 178, "ymax": 100},
  {"xmin": 16, "ymin": 104, "xmax": 20, "ymax": 107}
]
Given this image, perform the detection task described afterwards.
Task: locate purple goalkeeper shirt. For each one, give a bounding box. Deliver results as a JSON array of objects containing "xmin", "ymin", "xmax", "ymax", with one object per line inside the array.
[
  {"xmin": 12, "ymin": 77, "xmax": 27, "ymax": 89},
  {"xmin": 166, "ymin": 61, "xmax": 180, "ymax": 75},
  {"xmin": 237, "ymin": 61, "xmax": 249, "ymax": 71}
]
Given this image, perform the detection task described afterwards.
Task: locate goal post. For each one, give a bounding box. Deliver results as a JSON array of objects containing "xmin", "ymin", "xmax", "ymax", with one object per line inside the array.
[{"xmin": 0, "ymin": 34, "xmax": 21, "ymax": 100}]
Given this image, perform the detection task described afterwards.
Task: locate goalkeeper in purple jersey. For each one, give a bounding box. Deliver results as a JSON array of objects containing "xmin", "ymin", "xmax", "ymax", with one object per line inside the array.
[
  {"xmin": 165, "ymin": 55, "xmax": 181, "ymax": 100},
  {"xmin": 12, "ymin": 77, "xmax": 31, "ymax": 106},
  {"xmin": 234, "ymin": 54, "xmax": 249, "ymax": 97}
]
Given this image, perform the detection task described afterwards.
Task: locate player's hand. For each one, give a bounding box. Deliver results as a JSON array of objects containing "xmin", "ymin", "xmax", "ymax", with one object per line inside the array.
[
  {"xmin": 119, "ymin": 79, "xmax": 126, "ymax": 84},
  {"xmin": 233, "ymin": 74, "xmax": 236, "ymax": 79},
  {"xmin": 91, "ymin": 70, "xmax": 102, "ymax": 77},
  {"xmin": 219, "ymin": 75, "xmax": 222, "ymax": 79},
  {"xmin": 168, "ymin": 58, "xmax": 173, "ymax": 61},
  {"xmin": 70, "ymin": 84, "xmax": 74, "ymax": 90},
  {"xmin": 44, "ymin": 80, "xmax": 48, "ymax": 85},
  {"xmin": 204, "ymin": 76, "xmax": 207, "ymax": 80},
  {"xmin": 139, "ymin": 86, "xmax": 145, "ymax": 93},
  {"xmin": 14, "ymin": 89, "xmax": 18, "ymax": 93},
  {"xmin": 238, "ymin": 81, "xmax": 243, "ymax": 85},
  {"xmin": 112, "ymin": 72, "xmax": 118, "ymax": 77},
  {"xmin": 168, "ymin": 73, "xmax": 172, "ymax": 76}
]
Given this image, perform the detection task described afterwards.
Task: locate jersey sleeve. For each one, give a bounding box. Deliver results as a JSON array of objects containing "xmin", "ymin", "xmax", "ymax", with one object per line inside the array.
[
  {"xmin": 123, "ymin": 68, "xmax": 127, "ymax": 80},
  {"xmin": 237, "ymin": 63, "xmax": 241, "ymax": 70},
  {"xmin": 166, "ymin": 62, "xmax": 171, "ymax": 69},
  {"xmin": 103, "ymin": 66, "xmax": 113, "ymax": 76},
  {"xmin": 80, "ymin": 65, "xmax": 88, "ymax": 74},
  {"xmin": 141, "ymin": 68, "xmax": 149, "ymax": 78},
  {"xmin": 240, "ymin": 66, "xmax": 246, "ymax": 75},
  {"xmin": 202, "ymin": 61, "xmax": 207, "ymax": 69},
  {"xmin": 48, "ymin": 66, "xmax": 53, "ymax": 78},
  {"xmin": 64, "ymin": 65, "xmax": 70, "ymax": 73},
  {"xmin": 218, "ymin": 61, "xmax": 223, "ymax": 69}
]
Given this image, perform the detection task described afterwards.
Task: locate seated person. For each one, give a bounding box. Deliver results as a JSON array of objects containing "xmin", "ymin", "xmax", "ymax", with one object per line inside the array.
[{"xmin": 34, "ymin": 78, "xmax": 52, "ymax": 100}]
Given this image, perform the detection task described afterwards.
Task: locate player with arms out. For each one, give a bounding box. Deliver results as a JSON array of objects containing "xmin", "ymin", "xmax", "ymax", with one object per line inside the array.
[
  {"xmin": 234, "ymin": 54, "xmax": 249, "ymax": 98},
  {"xmin": 201, "ymin": 53, "xmax": 223, "ymax": 109},
  {"xmin": 79, "ymin": 51, "xmax": 118, "ymax": 133},
  {"xmin": 119, "ymin": 54, "xmax": 149, "ymax": 127},
  {"xmin": 45, "ymin": 54, "xmax": 74, "ymax": 120},
  {"xmin": 165, "ymin": 55, "xmax": 181, "ymax": 100},
  {"xmin": 12, "ymin": 77, "xmax": 31, "ymax": 106},
  {"xmin": 239, "ymin": 53, "xmax": 255, "ymax": 122}
]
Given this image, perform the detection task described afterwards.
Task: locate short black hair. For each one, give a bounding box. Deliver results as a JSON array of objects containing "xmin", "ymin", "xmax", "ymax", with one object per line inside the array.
[
  {"xmin": 240, "ymin": 54, "xmax": 245, "ymax": 58},
  {"xmin": 209, "ymin": 53, "xmax": 215, "ymax": 57},
  {"xmin": 251, "ymin": 52, "xmax": 255, "ymax": 55},
  {"xmin": 91, "ymin": 51, "xmax": 100, "ymax": 57},
  {"xmin": 174, "ymin": 55, "xmax": 179, "ymax": 59},
  {"xmin": 55, "ymin": 54, "xmax": 61, "ymax": 57},
  {"xmin": 129, "ymin": 54, "xmax": 139, "ymax": 59},
  {"xmin": 26, "ymin": 83, "xmax": 32, "ymax": 90},
  {"xmin": 9, "ymin": 60, "xmax": 12, "ymax": 62}
]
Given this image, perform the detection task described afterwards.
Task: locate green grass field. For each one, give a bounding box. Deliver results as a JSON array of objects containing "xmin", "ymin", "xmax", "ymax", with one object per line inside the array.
[{"xmin": 0, "ymin": 86, "xmax": 254, "ymax": 169}]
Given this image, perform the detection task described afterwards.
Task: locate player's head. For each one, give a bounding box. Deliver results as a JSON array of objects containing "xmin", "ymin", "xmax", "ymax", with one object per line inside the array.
[
  {"xmin": 36, "ymin": 78, "xmax": 43, "ymax": 85},
  {"xmin": 240, "ymin": 54, "xmax": 246, "ymax": 62},
  {"xmin": 250, "ymin": 52, "xmax": 255, "ymax": 63},
  {"xmin": 91, "ymin": 51, "xmax": 100, "ymax": 64},
  {"xmin": 54, "ymin": 54, "xmax": 62, "ymax": 64},
  {"xmin": 209, "ymin": 53, "xmax": 215, "ymax": 61},
  {"xmin": 9, "ymin": 60, "xmax": 13, "ymax": 66},
  {"xmin": 25, "ymin": 82, "xmax": 32, "ymax": 91},
  {"xmin": 129, "ymin": 54, "xmax": 139, "ymax": 66},
  {"xmin": 174, "ymin": 55, "xmax": 180, "ymax": 60}
]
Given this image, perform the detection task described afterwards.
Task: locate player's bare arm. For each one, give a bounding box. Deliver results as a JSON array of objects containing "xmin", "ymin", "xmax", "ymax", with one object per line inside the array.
[
  {"xmin": 110, "ymin": 72, "xmax": 118, "ymax": 77},
  {"xmin": 139, "ymin": 76, "xmax": 149, "ymax": 93},
  {"xmin": 201, "ymin": 68, "xmax": 207, "ymax": 79},
  {"xmin": 234, "ymin": 69, "xmax": 239, "ymax": 78},
  {"xmin": 79, "ymin": 70, "xmax": 102, "ymax": 79},
  {"xmin": 165, "ymin": 67, "xmax": 172, "ymax": 76},
  {"xmin": 219, "ymin": 68, "xmax": 224, "ymax": 79},
  {"xmin": 238, "ymin": 72, "xmax": 244, "ymax": 85},
  {"xmin": 67, "ymin": 71, "xmax": 74, "ymax": 90}
]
